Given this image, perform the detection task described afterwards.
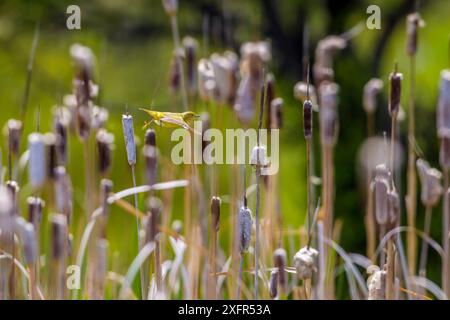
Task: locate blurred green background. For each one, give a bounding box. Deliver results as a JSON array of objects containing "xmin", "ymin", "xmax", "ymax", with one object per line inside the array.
[{"xmin": 1, "ymin": 0, "xmax": 450, "ymax": 298}]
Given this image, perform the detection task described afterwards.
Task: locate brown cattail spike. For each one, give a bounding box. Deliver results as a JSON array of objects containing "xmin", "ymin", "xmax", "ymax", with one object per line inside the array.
[
  {"xmin": 50, "ymin": 213, "xmax": 67, "ymax": 260},
  {"xmin": 7, "ymin": 119, "xmax": 22, "ymax": 156},
  {"xmin": 54, "ymin": 109, "xmax": 69, "ymax": 164},
  {"xmin": 44, "ymin": 133, "xmax": 57, "ymax": 180},
  {"xmin": 145, "ymin": 129, "xmax": 156, "ymax": 147},
  {"xmin": 27, "ymin": 196, "xmax": 44, "ymax": 229},
  {"xmin": 143, "ymin": 145, "xmax": 157, "ymax": 186},
  {"xmin": 303, "ymin": 99, "xmax": 313, "ymax": 139},
  {"xmin": 388, "ymin": 65, "xmax": 402, "ymax": 117},
  {"xmin": 273, "ymin": 248, "xmax": 287, "ymax": 293},
  {"xmin": 270, "ymin": 98, "xmax": 283, "ymax": 130},
  {"xmin": 406, "ymin": 13, "xmax": 424, "ymax": 56},
  {"xmin": 211, "ymin": 196, "xmax": 221, "ymax": 232},
  {"xmin": 96, "ymin": 129, "xmax": 114, "ymax": 175},
  {"xmin": 145, "ymin": 197, "xmax": 162, "ymax": 243}
]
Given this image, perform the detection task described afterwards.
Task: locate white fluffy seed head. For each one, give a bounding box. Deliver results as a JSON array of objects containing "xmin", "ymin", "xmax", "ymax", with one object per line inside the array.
[
  {"xmin": 122, "ymin": 114, "xmax": 136, "ymax": 166},
  {"xmin": 238, "ymin": 206, "xmax": 252, "ymax": 254},
  {"xmin": 269, "ymin": 270, "xmax": 278, "ymax": 299},
  {"xmin": 294, "ymin": 246, "xmax": 318, "ymax": 280},
  {"xmin": 319, "ymin": 82, "xmax": 339, "ymax": 146},
  {"xmin": 367, "ymin": 265, "xmax": 386, "ymax": 300},
  {"xmin": 437, "ymin": 70, "xmax": 450, "ymax": 138},
  {"xmin": 417, "ymin": 159, "xmax": 443, "ymax": 207},
  {"xmin": 162, "ymin": 0, "xmax": 178, "ymax": 16},
  {"xmin": 363, "ymin": 78, "xmax": 383, "ymax": 114},
  {"xmin": 374, "ymin": 165, "xmax": 390, "ymax": 226},
  {"xmin": 28, "ymin": 133, "xmax": 46, "ymax": 188},
  {"xmin": 250, "ymin": 145, "xmax": 270, "ymax": 168}
]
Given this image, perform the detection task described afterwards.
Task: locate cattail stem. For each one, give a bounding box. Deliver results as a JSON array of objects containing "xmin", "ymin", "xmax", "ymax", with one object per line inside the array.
[
  {"xmin": 443, "ymin": 170, "xmax": 450, "ymax": 296},
  {"xmin": 390, "ymin": 116, "xmax": 397, "ymax": 176},
  {"xmin": 131, "ymin": 165, "xmax": 145, "ymax": 299},
  {"xmin": 306, "ymin": 139, "xmax": 312, "ymax": 248},
  {"xmin": 208, "ymin": 226, "xmax": 217, "ymax": 299},
  {"xmin": 236, "ymin": 254, "xmax": 244, "ymax": 299},
  {"xmin": 418, "ymin": 205, "xmax": 432, "ymax": 281},
  {"xmin": 254, "ymin": 166, "xmax": 261, "ymax": 300},
  {"xmin": 406, "ymin": 55, "xmax": 417, "ymax": 276},
  {"xmin": 28, "ymin": 265, "xmax": 36, "ymax": 300},
  {"xmin": 169, "ymin": 15, "xmax": 188, "ymax": 111},
  {"xmin": 385, "ymin": 239, "xmax": 395, "ymax": 299},
  {"xmin": 379, "ymin": 224, "xmax": 386, "ymax": 267},
  {"xmin": 317, "ymin": 220, "xmax": 326, "ymax": 300},
  {"xmin": 366, "ymin": 113, "xmax": 376, "ymax": 259}
]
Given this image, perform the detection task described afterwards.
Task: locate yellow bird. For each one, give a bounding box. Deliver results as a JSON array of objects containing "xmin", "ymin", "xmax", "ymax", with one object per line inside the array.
[{"xmin": 139, "ymin": 108, "xmax": 199, "ymax": 132}]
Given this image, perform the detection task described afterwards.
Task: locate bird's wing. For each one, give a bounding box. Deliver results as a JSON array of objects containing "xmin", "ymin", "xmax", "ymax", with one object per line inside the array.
[{"xmin": 160, "ymin": 115, "xmax": 191, "ymax": 130}]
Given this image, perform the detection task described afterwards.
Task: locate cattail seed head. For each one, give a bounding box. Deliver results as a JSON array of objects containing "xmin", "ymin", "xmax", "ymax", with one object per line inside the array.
[
  {"xmin": 440, "ymin": 134, "xmax": 450, "ymax": 170},
  {"xmin": 122, "ymin": 114, "xmax": 136, "ymax": 166},
  {"xmin": 210, "ymin": 51, "xmax": 239, "ymax": 105},
  {"xmin": 27, "ymin": 196, "xmax": 44, "ymax": 229},
  {"xmin": 44, "ymin": 133, "xmax": 57, "ymax": 180},
  {"xmin": 169, "ymin": 50, "xmax": 181, "ymax": 93},
  {"xmin": 146, "ymin": 197, "xmax": 162, "ymax": 243},
  {"xmin": 406, "ymin": 13, "xmax": 424, "ymax": 56},
  {"xmin": 437, "ymin": 70, "xmax": 450, "ymax": 137},
  {"xmin": 54, "ymin": 166, "xmax": 73, "ymax": 223},
  {"xmin": 91, "ymin": 106, "xmax": 109, "ymax": 129},
  {"xmin": 387, "ymin": 189, "xmax": 400, "ymax": 231},
  {"xmin": 240, "ymin": 41, "xmax": 271, "ymax": 83},
  {"xmin": 211, "ymin": 196, "xmax": 221, "ymax": 232},
  {"xmin": 250, "ymin": 145, "xmax": 270, "ymax": 168},
  {"xmin": 294, "ymin": 246, "xmax": 319, "ymax": 280},
  {"xmin": 273, "ymin": 248, "xmax": 287, "ymax": 292},
  {"xmin": 367, "ymin": 265, "xmax": 386, "ymax": 300},
  {"xmin": 363, "ymin": 78, "xmax": 383, "ymax": 114},
  {"xmin": 7, "ymin": 119, "xmax": 22, "ymax": 156},
  {"xmin": 96, "ymin": 129, "xmax": 114, "ymax": 175},
  {"xmin": 388, "ymin": 69, "xmax": 402, "ymax": 117},
  {"xmin": 314, "ymin": 36, "xmax": 346, "ymax": 84},
  {"xmin": 0, "ymin": 186, "xmax": 14, "ymax": 251},
  {"xmin": 183, "ymin": 36, "xmax": 198, "ymax": 94},
  {"xmin": 417, "ymin": 159, "xmax": 443, "ymax": 207},
  {"xmin": 269, "ymin": 270, "xmax": 278, "ymax": 299},
  {"xmin": 303, "ymin": 99, "xmax": 313, "ymax": 139},
  {"xmin": 143, "ymin": 145, "xmax": 158, "ymax": 185},
  {"xmin": 145, "ymin": 129, "xmax": 156, "ymax": 147},
  {"xmin": 162, "ymin": 0, "xmax": 178, "ymax": 16},
  {"xmin": 6, "ymin": 180, "xmax": 19, "ymax": 215},
  {"xmin": 50, "ymin": 213, "xmax": 67, "ymax": 260},
  {"xmin": 54, "ymin": 109, "xmax": 70, "ymax": 164},
  {"xmin": 28, "ymin": 133, "xmax": 46, "ymax": 189},
  {"xmin": 234, "ymin": 74, "xmax": 255, "ymax": 124},
  {"xmin": 294, "ymin": 81, "xmax": 317, "ymax": 105},
  {"xmin": 374, "ymin": 164, "xmax": 390, "ymax": 226},
  {"xmin": 319, "ymin": 82, "xmax": 339, "ymax": 146},
  {"xmin": 198, "ymin": 58, "xmax": 216, "ymax": 102},
  {"xmin": 70, "ymin": 43, "xmax": 95, "ymax": 80},
  {"xmin": 237, "ymin": 206, "xmax": 252, "ymax": 254},
  {"xmin": 270, "ymin": 97, "xmax": 283, "ymax": 130},
  {"xmin": 15, "ymin": 218, "xmax": 37, "ymax": 265}
]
